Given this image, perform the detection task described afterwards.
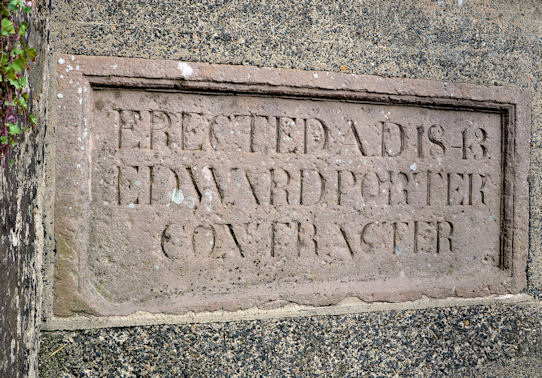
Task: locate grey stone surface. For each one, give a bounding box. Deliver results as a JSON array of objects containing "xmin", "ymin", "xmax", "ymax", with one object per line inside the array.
[
  {"xmin": 0, "ymin": 3, "xmax": 49, "ymax": 377},
  {"xmin": 482, "ymin": 357, "xmax": 542, "ymax": 377},
  {"xmin": 38, "ymin": 0, "xmax": 542, "ymax": 375},
  {"xmin": 39, "ymin": 303, "xmax": 542, "ymax": 376}
]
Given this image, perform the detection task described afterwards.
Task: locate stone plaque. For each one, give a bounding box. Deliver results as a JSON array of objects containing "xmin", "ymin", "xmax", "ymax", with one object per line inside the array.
[{"xmin": 53, "ymin": 56, "xmax": 529, "ymax": 317}]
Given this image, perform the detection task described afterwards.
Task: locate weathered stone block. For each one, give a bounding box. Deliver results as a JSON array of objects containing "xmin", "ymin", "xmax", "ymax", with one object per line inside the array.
[{"xmin": 53, "ymin": 56, "xmax": 529, "ymax": 317}]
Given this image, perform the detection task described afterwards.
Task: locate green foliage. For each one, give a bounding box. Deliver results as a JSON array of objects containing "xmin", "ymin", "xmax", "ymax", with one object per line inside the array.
[{"xmin": 1, "ymin": 0, "xmax": 36, "ymax": 160}]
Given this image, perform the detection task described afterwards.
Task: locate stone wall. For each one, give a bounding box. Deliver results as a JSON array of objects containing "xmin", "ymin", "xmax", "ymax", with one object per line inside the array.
[
  {"xmin": 0, "ymin": 2, "xmax": 49, "ymax": 376},
  {"xmin": 34, "ymin": 0, "xmax": 542, "ymax": 375}
]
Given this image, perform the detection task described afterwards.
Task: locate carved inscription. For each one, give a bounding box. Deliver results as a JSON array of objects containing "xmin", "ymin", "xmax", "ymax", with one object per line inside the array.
[
  {"xmin": 82, "ymin": 85, "xmax": 512, "ymax": 312},
  {"xmin": 100, "ymin": 96, "xmax": 500, "ymax": 259}
]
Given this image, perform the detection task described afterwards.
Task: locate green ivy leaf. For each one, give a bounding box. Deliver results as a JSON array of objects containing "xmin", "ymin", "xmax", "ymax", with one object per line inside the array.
[
  {"xmin": 1, "ymin": 18, "xmax": 15, "ymax": 35},
  {"xmin": 9, "ymin": 159, "xmax": 14, "ymax": 167},
  {"xmin": 8, "ymin": 123, "xmax": 22, "ymax": 135},
  {"xmin": 18, "ymin": 21, "xmax": 27, "ymax": 36},
  {"xmin": 17, "ymin": 95, "xmax": 27, "ymax": 110},
  {"xmin": 20, "ymin": 75, "xmax": 27, "ymax": 87},
  {"xmin": 7, "ymin": 67, "xmax": 17, "ymax": 78},
  {"xmin": 12, "ymin": 47, "xmax": 24, "ymax": 56},
  {"xmin": 8, "ymin": 76, "xmax": 20, "ymax": 89},
  {"xmin": 29, "ymin": 114, "xmax": 37, "ymax": 125},
  {"xmin": 9, "ymin": 57, "xmax": 26, "ymax": 73},
  {"xmin": 8, "ymin": 0, "xmax": 20, "ymax": 11},
  {"xmin": 8, "ymin": 0, "xmax": 24, "ymax": 11},
  {"xmin": 20, "ymin": 95, "xmax": 27, "ymax": 108},
  {"xmin": 0, "ymin": 136, "xmax": 7, "ymax": 145},
  {"xmin": 27, "ymin": 48, "xmax": 37, "ymax": 61}
]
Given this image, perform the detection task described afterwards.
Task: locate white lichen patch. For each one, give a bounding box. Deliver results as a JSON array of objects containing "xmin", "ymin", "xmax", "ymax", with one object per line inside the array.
[
  {"xmin": 177, "ymin": 62, "xmax": 193, "ymax": 78},
  {"xmin": 171, "ymin": 189, "xmax": 184, "ymax": 204}
]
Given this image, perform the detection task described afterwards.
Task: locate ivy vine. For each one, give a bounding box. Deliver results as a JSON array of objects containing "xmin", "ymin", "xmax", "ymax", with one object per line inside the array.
[{"xmin": 1, "ymin": 0, "xmax": 36, "ymax": 164}]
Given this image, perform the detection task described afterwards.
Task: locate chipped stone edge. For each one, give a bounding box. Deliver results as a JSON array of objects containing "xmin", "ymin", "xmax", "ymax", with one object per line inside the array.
[{"xmin": 41, "ymin": 294, "xmax": 536, "ymax": 331}]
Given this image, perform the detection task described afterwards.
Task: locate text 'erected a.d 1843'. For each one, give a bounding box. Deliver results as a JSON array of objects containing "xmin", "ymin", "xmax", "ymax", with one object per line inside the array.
[{"xmin": 53, "ymin": 56, "xmax": 529, "ymax": 317}]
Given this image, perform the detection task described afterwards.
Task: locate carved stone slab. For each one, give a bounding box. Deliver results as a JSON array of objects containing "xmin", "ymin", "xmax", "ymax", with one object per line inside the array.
[{"xmin": 53, "ymin": 56, "xmax": 530, "ymax": 317}]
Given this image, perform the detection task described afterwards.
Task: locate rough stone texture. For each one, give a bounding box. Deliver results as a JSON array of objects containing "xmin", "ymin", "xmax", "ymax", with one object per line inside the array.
[
  {"xmin": 52, "ymin": 56, "xmax": 529, "ymax": 317},
  {"xmin": 0, "ymin": 2, "xmax": 49, "ymax": 376},
  {"xmin": 39, "ymin": 303, "xmax": 542, "ymax": 376},
  {"xmin": 39, "ymin": 0, "xmax": 542, "ymax": 375}
]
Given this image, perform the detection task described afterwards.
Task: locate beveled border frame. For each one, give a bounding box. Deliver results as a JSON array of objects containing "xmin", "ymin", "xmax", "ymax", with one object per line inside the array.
[{"xmin": 45, "ymin": 55, "xmax": 530, "ymax": 327}]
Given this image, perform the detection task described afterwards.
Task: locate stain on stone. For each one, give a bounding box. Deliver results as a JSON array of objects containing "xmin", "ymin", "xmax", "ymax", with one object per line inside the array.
[{"xmin": 94, "ymin": 99, "xmax": 104, "ymax": 111}]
